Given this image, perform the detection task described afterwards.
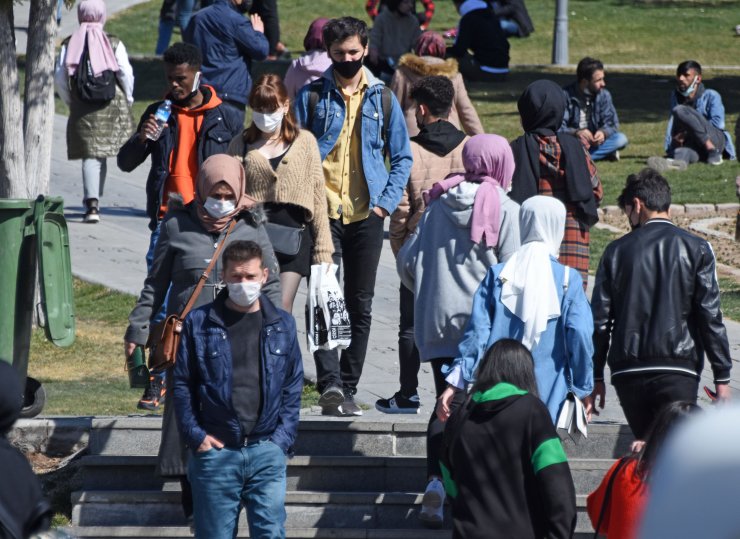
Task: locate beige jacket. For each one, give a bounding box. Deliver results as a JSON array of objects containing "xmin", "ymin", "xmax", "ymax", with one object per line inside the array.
[
  {"xmin": 390, "ymin": 54, "xmax": 485, "ymax": 138},
  {"xmin": 228, "ymin": 129, "xmax": 334, "ymax": 264},
  {"xmin": 389, "ymin": 135, "xmax": 468, "ymax": 255}
]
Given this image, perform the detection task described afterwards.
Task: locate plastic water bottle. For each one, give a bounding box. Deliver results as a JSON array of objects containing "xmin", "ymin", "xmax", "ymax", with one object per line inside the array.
[{"xmin": 146, "ymin": 99, "xmax": 172, "ymax": 141}]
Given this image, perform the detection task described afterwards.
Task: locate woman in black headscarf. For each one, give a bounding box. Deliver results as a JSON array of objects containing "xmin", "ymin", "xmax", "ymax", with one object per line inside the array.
[{"xmin": 510, "ymin": 79, "xmax": 603, "ymax": 286}]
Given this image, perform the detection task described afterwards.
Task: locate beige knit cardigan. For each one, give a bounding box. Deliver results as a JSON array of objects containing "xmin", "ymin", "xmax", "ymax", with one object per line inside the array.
[{"xmin": 228, "ymin": 129, "xmax": 334, "ymax": 264}]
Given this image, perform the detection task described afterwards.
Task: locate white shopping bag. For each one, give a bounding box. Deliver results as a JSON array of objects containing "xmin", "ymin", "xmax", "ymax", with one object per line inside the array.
[
  {"xmin": 556, "ymin": 393, "xmax": 588, "ymax": 442},
  {"xmin": 306, "ymin": 264, "xmax": 352, "ymax": 353}
]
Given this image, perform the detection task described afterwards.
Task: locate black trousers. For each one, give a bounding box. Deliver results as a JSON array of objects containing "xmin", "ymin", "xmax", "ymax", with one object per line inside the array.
[
  {"xmin": 250, "ymin": 0, "xmax": 280, "ymax": 55},
  {"xmin": 426, "ymin": 358, "xmax": 465, "ymax": 478},
  {"xmin": 313, "ymin": 214, "xmax": 385, "ymax": 394},
  {"xmin": 613, "ymin": 371, "xmax": 699, "ymax": 440},
  {"xmin": 398, "ymin": 283, "xmax": 421, "ymax": 397}
]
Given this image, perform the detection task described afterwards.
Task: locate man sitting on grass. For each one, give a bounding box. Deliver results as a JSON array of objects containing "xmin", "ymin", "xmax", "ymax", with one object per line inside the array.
[{"xmin": 648, "ymin": 60, "xmax": 735, "ymax": 172}]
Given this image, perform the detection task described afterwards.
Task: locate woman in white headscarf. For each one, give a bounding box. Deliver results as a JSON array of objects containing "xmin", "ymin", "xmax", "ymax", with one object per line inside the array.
[{"xmin": 437, "ymin": 195, "xmax": 594, "ymax": 424}]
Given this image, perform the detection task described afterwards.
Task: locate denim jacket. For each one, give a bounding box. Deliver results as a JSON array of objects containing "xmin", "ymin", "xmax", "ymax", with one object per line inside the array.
[
  {"xmin": 664, "ymin": 88, "xmax": 736, "ymax": 159},
  {"xmin": 294, "ymin": 66, "xmax": 413, "ymax": 214},
  {"xmin": 560, "ymin": 83, "xmax": 620, "ymax": 139},
  {"xmin": 173, "ymin": 292, "xmax": 303, "ymax": 455}
]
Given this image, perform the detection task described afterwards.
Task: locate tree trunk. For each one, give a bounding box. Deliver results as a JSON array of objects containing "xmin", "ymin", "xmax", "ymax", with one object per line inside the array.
[
  {"xmin": 0, "ymin": 1, "xmax": 26, "ymax": 198},
  {"xmin": 23, "ymin": 0, "xmax": 57, "ymax": 198}
]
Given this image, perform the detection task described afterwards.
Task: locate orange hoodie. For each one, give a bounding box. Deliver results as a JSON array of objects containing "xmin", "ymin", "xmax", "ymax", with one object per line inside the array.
[{"xmin": 160, "ymin": 85, "xmax": 223, "ymax": 216}]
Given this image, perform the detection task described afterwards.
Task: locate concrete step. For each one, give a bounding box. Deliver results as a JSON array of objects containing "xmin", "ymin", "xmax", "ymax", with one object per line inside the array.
[
  {"xmin": 79, "ymin": 455, "xmax": 614, "ymax": 495},
  {"xmin": 69, "ymin": 526, "xmax": 454, "ymax": 538},
  {"xmin": 88, "ymin": 417, "xmax": 633, "ymax": 460},
  {"xmin": 71, "ymin": 491, "xmax": 596, "ymax": 533}
]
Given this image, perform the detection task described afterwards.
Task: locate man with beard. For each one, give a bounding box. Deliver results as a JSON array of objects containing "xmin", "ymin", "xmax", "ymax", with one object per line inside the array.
[
  {"xmin": 117, "ymin": 42, "xmax": 243, "ymax": 412},
  {"xmin": 184, "ymin": 0, "xmax": 269, "ymax": 126},
  {"xmin": 294, "ymin": 16, "xmax": 412, "ymax": 417},
  {"xmin": 561, "ymin": 57, "xmax": 628, "ymax": 162},
  {"xmin": 648, "ymin": 60, "xmax": 736, "ymax": 171}
]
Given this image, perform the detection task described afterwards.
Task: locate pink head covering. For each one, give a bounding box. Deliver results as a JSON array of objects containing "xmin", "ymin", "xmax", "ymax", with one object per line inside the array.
[
  {"xmin": 304, "ymin": 18, "xmax": 330, "ymax": 52},
  {"xmin": 65, "ymin": 0, "xmax": 120, "ymax": 77},
  {"xmin": 425, "ymin": 134, "xmax": 515, "ymax": 248},
  {"xmin": 415, "ymin": 31, "xmax": 446, "ymax": 58}
]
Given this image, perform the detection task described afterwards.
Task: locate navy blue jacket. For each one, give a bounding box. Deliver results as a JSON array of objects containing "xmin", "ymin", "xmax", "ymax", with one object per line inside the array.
[
  {"xmin": 172, "ymin": 291, "xmax": 304, "ymax": 455},
  {"xmin": 116, "ymin": 86, "xmax": 243, "ymax": 231},
  {"xmin": 183, "ymin": 0, "xmax": 269, "ymax": 106}
]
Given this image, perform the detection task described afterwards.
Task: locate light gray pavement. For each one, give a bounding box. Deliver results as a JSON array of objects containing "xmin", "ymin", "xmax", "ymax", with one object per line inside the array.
[{"xmin": 48, "ymin": 111, "xmax": 740, "ymax": 425}]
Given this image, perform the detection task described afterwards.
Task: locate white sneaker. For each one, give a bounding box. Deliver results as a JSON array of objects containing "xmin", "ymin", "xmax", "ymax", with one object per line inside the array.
[{"xmin": 419, "ymin": 477, "xmax": 445, "ymax": 528}]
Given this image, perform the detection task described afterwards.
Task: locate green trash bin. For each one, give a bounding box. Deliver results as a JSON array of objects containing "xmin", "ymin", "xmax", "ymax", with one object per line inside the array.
[{"xmin": 0, "ymin": 195, "xmax": 75, "ymax": 417}]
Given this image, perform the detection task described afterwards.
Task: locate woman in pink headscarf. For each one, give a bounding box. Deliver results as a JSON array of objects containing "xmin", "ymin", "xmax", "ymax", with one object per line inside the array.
[
  {"xmin": 282, "ymin": 18, "xmax": 332, "ymax": 99},
  {"xmin": 396, "ymin": 133, "xmax": 521, "ymax": 528},
  {"xmin": 390, "ymin": 30, "xmax": 483, "ymax": 137},
  {"xmin": 54, "ymin": 0, "xmax": 134, "ymax": 223}
]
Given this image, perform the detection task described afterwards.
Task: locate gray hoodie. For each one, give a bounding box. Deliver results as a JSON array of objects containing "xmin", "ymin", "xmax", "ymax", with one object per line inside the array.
[{"xmin": 397, "ymin": 182, "xmax": 520, "ymax": 362}]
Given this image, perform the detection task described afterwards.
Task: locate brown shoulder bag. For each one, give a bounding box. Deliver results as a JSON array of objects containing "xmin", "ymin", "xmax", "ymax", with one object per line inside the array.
[{"xmin": 146, "ymin": 220, "xmax": 237, "ymax": 373}]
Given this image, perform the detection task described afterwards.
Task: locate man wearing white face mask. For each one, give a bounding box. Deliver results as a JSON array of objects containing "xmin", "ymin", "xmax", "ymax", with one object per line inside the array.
[
  {"xmin": 173, "ymin": 240, "xmax": 303, "ymax": 539},
  {"xmin": 648, "ymin": 60, "xmax": 736, "ymax": 171}
]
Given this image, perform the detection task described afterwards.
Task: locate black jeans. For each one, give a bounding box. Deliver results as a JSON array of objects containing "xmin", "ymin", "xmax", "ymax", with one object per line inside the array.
[
  {"xmin": 313, "ymin": 214, "xmax": 385, "ymax": 394},
  {"xmin": 613, "ymin": 371, "xmax": 699, "ymax": 439},
  {"xmin": 250, "ymin": 0, "xmax": 280, "ymax": 55},
  {"xmin": 426, "ymin": 357, "xmax": 461, "ymax": 478},
  {"xmin": 670, "ymin": 104, "xmax": 725, "ymax": 162},
  {"xmin": 398, "ymin": 283, "xmax": 420, "ymax": 397}
]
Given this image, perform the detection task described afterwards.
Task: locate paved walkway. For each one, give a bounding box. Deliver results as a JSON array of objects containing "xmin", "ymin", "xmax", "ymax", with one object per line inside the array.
[{"xmin": 48, "ymin": 113, "xmax": 740, "ymax": 424}]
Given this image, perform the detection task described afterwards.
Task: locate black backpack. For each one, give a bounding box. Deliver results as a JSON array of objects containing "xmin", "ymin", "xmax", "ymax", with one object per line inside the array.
[{"xmin": 74, "ymin": 36, "xmax": 117, "ymax": 105}]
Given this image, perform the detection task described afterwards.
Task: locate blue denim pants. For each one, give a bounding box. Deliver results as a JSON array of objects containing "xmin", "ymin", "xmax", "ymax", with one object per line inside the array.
[
  {"xmin": 188, "ymin": 440, "xmax": 287, "ymax": 539},
  {"xmin": 589, "ymin": 131, "xmax": 629, "ymax": 161}
]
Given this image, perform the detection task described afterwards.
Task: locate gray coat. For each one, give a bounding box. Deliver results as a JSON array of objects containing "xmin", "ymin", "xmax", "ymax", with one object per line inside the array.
[
  {"xmin": 397, "ymin": 182, "xmax": 520, "ymax": 362},
  {"xmin": 125, "ymin": 201, "xmax": 281, "ymax": 346},
  {"xmin": 125, "ymin": 199, "xmax": 282, "ymax": 477}
]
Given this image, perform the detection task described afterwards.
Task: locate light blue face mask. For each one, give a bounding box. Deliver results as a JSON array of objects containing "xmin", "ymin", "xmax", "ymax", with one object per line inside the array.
[{"xmin": 679, "ymin": 75, "xmax": 699, "ymax": 97}]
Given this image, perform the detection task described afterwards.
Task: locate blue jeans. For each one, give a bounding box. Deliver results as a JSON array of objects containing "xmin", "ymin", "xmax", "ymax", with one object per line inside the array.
[
  {"xmin": 155, "ymin": 0, "xmax": 195, "ymax": 55},
  {"xmin": 589, "ymin": 131, "xmax": 629, "ymax": 161},
  {"xmin": 188, "ymin": 441, "xmax": 287, "ymax": 539},
  {"xmin": 147, "ymin": 223, "xmax": 168, "ymax": 385}
]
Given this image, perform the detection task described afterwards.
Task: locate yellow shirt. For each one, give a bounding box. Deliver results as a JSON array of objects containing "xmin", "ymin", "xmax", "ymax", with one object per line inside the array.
[{"xmin": 323, "ymin": 71, "xmax": 370, "ymax": 223}]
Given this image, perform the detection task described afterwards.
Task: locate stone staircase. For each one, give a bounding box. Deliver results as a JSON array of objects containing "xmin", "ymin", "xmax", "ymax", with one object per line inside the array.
[{"xmin": 69, "ymin": 416, "xmax": 633, "ymax": 538}]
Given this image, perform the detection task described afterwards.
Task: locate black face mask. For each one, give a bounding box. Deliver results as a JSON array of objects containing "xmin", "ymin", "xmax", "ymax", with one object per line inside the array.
[
  {"xmin": 235, "ymin": 0, "xmax": 252, "ymax": 14},
  {"xmin": 332, "ymin": 55, "xmax": 364, "ymax": 79}
]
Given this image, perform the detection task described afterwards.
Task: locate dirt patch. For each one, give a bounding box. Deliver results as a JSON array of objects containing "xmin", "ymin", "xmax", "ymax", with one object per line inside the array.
[{"xmin": 600, "ymin": 209, "xmax": 740, "ymax": 278}]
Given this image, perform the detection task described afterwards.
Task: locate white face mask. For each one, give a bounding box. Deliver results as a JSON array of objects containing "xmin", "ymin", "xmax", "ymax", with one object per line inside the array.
[
  {"xmin": 203, "ymin": 197, "xmax": 236, "ymax": 218},
  {"xmin": 227, "ymin": 281, "xmax": 262, "ymax": 307},
  {"xmin": 252, "ymin": 110, "xmax": 284, "ymax": 133}
]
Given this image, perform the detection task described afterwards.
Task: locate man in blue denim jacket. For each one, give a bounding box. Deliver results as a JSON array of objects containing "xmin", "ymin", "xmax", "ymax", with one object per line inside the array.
[
  {"xmin": 561, "ymin": 57, "xmax": 628, "ymax": 162},
  {"xmin": 649, "ymin": 60, "xmax": 736, "ymax": 172},
  {"xmin": 173, "ymin": 240, "xmax": 303, "ymax": 539},
  {"xmin": 294, "ymin": 16, "xmax": 413, "ymax": 416}
]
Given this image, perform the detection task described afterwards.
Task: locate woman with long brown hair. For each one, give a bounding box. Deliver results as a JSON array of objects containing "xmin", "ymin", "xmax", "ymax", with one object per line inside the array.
[{"xmin": 229, "ymin": 73, "xmax": 333, "ymax": 312}]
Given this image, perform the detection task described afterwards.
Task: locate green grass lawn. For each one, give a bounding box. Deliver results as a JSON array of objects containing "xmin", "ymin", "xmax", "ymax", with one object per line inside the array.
[{"xmin": 29, "ymin": 279, "xmax": 320, "ymax": 416}]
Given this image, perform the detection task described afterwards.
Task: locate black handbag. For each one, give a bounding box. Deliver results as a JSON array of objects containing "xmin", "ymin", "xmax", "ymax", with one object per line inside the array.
[{"xmin": 264, "ymin": 221, "xmax": 304, "ymax": 256}]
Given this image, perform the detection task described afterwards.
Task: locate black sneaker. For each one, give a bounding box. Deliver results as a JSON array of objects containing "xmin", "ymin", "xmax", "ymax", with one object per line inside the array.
[
  {"xmin": 338, "ymin": 393, "xmax": 363, "ymax": 416},
  {"xmin": 138, "ymin": 375, "xmax": 166, "ymax": 411},
  {"xmin": 375, "ymin": 392, "xmax": 421, "ymax": 414},
  {"xmin": 319, "ymin": 385, "xmax": 345, "ymax": 416}
]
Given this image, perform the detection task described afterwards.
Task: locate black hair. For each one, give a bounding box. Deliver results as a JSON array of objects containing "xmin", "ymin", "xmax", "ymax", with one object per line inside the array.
[
  {"xmin": 323, "ymin": 16, "xmax": 369, "ymax": 49},
  {"xmin": 636, "ymin": 401, "xmax": 700, "ymax": 481},
  {"xmin": 677, "ymin": 60, "xmax": 702, "ymax": 77},
  {"xmin": 410, "ymin": 76, "xmax": 455, "ymax": 118},
  {"xmin": 163, "ymin": 42, "xmax": 202, "ymax": 69},
  {"xmin": 617, "ymin": 167, "xmax": 672, "ymax": 212},
  {"xmin": 576, "ymin": 57, "xmax": 604, "ymax": 83},
  {"xmin": 222, "ymin": 240, "xmax": 264, "ymax": 270},
  {"xmin": 471, "ymin": 339, "xmax": 539, "ymax": 397}
]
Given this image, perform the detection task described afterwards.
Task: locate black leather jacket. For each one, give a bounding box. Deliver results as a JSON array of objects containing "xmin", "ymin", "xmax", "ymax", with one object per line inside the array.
[{"xmin": 592, "ymin": 218, "xmax": 731, "ymax": 384}]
